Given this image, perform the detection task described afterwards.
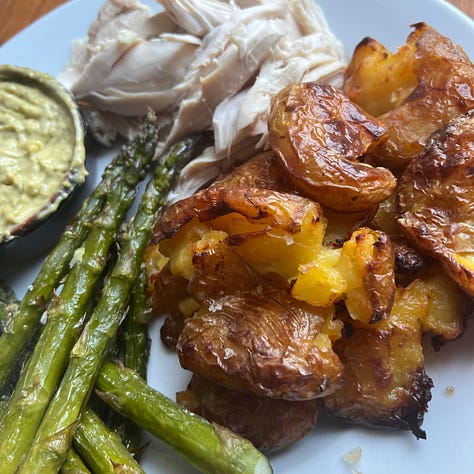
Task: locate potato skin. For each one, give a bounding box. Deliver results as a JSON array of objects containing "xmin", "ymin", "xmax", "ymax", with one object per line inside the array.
[
  {"xmin": 177, "ymin": 374, "xmax": 320, "ymax": 452},
  {"xmin": 369, "ymin": 194, "xmax": 428, "ymax": 276},
  {"xmin": 345, "ymin": 23, "xmax": 474, "ymax": 170},
  {"xmin": 146, "ymin": 262, "xmax": 189, "ymax": 317},
  {"xmin": 213, "ymin": 151, "xmax": 291, "ymax": 192},
  {"xmin": 152, "ymin": 152, "xmax": 293, "ymax": 244},
  {"xmin": 397, "ymin": 110, "xmax": 474, "ymax": 297},
  {"xmin": 188, "ymin": 240, "xmax": 289, "ymax": 305},
  {"xmin": 322, "ymin": 280, "xmax": 433, "ymax": 439},
  {"xmin": 268, "ymin": 82, "xmax": 396, "ymax": 212},
  {"xmin": 157, "ymin": 231, "xmax": 343, "ymax": 402},
  {"xmin": 177, "ymin": 290, "xmax": 343, "ymax": 401},
  {"xmin": 153, "ymin": 185, "xmax": 323, "ymax": 243}
]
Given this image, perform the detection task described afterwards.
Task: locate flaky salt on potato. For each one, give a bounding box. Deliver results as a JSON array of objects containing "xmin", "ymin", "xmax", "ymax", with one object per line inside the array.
[
  {"xmin": 268, "ymin": 82, "xmax": 396, "ymax": 212},
  {"xmin": 344, "ymin": 23, "xmax": 474, "ymax": 170},
  {"xmin": 322, "ymin": 279, "xmax": 434, "ymax": 439},
  {"xmin": 177, "ymin": 374, "xmax": 321, "ymax": 452},
  {"xmin": 397, "ymin": 110, "xmax": 474, "ymax": 297}
]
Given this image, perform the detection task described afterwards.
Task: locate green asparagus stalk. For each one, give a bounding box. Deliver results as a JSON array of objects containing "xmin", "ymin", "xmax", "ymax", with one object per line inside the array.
[
  {"xmin": 123, "ymin": 266, "xmax": 151, "ymax": 381},
  {"xmin": 0, "ymin": 283, "xmax": 30, "ymax": 400},
  {"xmin": 73, "ymin": 408, "xmax": 144, "ymax": 474},
  {"xmin": 18, "ymin": 135, "xmax": 205, "ymax": 474},
  {"xmin": 0, "ymin": 113, "xmax": 159, "ymax": 393},
  {"xmin": 0, "ymin": 280, "xmax": 18, "ymax": 334},
  {"xmin": 0, "ymin": 115, "xmax": 159, "ymax": 473},
  {"xmin": 96, "ymin": 361, "xmax": 273, "ymax": 474},
  {"xmin": 60, "ymin": 450, "xmax": 91, "ymax": 474},
  {"xmin": 112, "ymin": 265, "xmax": 151, "ymax": 456}
]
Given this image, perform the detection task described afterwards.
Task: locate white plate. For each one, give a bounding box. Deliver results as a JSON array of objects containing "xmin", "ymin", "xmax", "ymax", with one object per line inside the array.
[{"xmin": 1, "ymin": 1, "xmax": 474, "ymax": 473}]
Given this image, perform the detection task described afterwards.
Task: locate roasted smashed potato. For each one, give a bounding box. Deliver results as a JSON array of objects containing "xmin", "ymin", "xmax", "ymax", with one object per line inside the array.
[
  {"xmin": 343, "ymin": 36, "xmax": 418, "ymax": 116},
  {"xmin": 156, "ymin": 186, "xmax": 327, "ymax": 281},
  {"xmin": 177, "ymin": 374, "xmax": 321, "ymax": 452},
  {"xmin": 397, "ymin": 110, "xmax": 474, "ymax": 297},
  {"xmin": 268, "ymin": 82, "xmax": 396, "ymax": 212},
  {"xmin": 344, "ymin": 23, "xmax": 474, "ymax": 170},
  {"xmin": 323, "ymin": 261, "xmax": 471, "ymax": 435},
  {"xmin": 177, "ymin": 283, "xmax": 344, "ymax": 400},
  {"xmin": 174, "ymin": 239, "xmax": 345, "ymax": 401},
  {"xmin": 145, "ymin": 23, "xmax": 474, "ymax": 454},
  {"xmin": 416, "ymin": 263, "xmax": 471, "ymax": 347},
  {"xmin": 323, "ymin": 279, "xmax": 433, "ymax": 438}
]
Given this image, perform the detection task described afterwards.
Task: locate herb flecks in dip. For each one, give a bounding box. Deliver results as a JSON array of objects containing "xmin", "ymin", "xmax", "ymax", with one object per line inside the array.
[{"xmin": 0, "ymin": 65, "xmax": 87, "ymax": 243}]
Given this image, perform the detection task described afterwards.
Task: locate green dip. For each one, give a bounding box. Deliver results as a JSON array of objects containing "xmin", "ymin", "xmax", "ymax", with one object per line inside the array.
[{"xmin": 0, "ymin": 65, "xmax": 87, "ymax": 242}]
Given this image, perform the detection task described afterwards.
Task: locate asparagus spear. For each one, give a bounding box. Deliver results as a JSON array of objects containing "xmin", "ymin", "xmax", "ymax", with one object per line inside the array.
[
  {"xmin": 73, "ymin": 408, "xmax": 144, "ymax": 474},
  {"xmin": 112, "ymin": 266, "xmax": 151, "ymax": 456},
  {"xmin": 7, "ymin": 397, "xmax": 88, "ymax": 474},
  {"xmin": 0, "ymin": 115, "xmax": 159, "ymax": 473},
  {"xmin": 60, "ymin": 450, "xmax": 91, "ymax": 474},
  {"xmin": 0, "ymin": 113, "xmax": 159, "ymax": 393},
  {"xmin": 18, "ymin": 135, "xmax": 205, "ymax": 473},
  {"xmin": 0, "ymin": 280, "xmax": 18, "ymax": 334},
  {"xmin": 96, "ymin": 361, "xmax": 273, "ymax": 474},
  {"xmin": 123, "ymin": 266, "xmax": 151, "ymax": 382},
  {"xmin": 0, "ymin": 282, "xmax": 32, "ymax": 400}
]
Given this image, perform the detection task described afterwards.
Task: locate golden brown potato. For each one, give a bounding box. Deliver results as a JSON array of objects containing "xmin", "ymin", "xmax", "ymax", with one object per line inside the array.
[
  {"xmin": 154, "ymin": 185, "xmax": 324, "ymax": 244},
  {"xmin": 177, "ymin": 374, "xmax": 321, "ymax": 452},
  {"xmin": 213, "ymin": 151, "xmax": 291, "ymax": 192},
  {"xmin": 322, "ymin": 280, "xmax": 433, "ymax": 438},
  {"xmin": 214, "ymin": 191, "xmax": 325, "ymax": 280},
  {"xmin": 152, "ymin": 151, "xmax": 295, "ymax": 245},
  {"xmin": 397, "ymin": 110, "xmax": 474, "ymax": 297},
  {"xmin": 345, "ymin": 23, "xmax": 474, "ymax": 170},
  {"xmin": 145, "ymin": 261, "xmax": 189, "ymax": 317},
  {"xmin": 289, "ymin": 246, "xmax": 347, "ymax": 308},
  {"xmin": 177, "ymin": 289, "xmax": 343, "ymax": 401},
  {"xmin": 268, "ymin": 81, "xmax": 396, "ymax": 212},
  {"xmin": 370, "ymin": 193, "xmax": 427, "ymax": 276},
  {"xmin": 154, "ymin": 185, "xmax": 328, "ymax": 283},
  {"xmin": 343, "ymin": 36, "xmax": 418, "ymax": 116},
  {"xmin": 187, "ymin": 240, "xmax": 288, "ymax": 304},
  {"xmin": 176, "ymin": 238, "xmax": 343, "ymax": 401},
  {"xmin": 416, "ymin": 263, "xmax": 471, "ymax": 347},
  {"xmin": 154, "ymin": 176, "xmax": 359, "ymax": 310},
  {"xmin": 336, "ymin": 227, "xmax": 396, "ymax": 324},
  {"xmin": 323, "ymin": 207, "xmax": 375, "ymax": 247}
]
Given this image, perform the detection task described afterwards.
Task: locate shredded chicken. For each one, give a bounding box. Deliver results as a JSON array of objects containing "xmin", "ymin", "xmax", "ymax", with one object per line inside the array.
[{"xmin": 59, "ymin": 0, "xmax": 346, "ymax": 199}]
